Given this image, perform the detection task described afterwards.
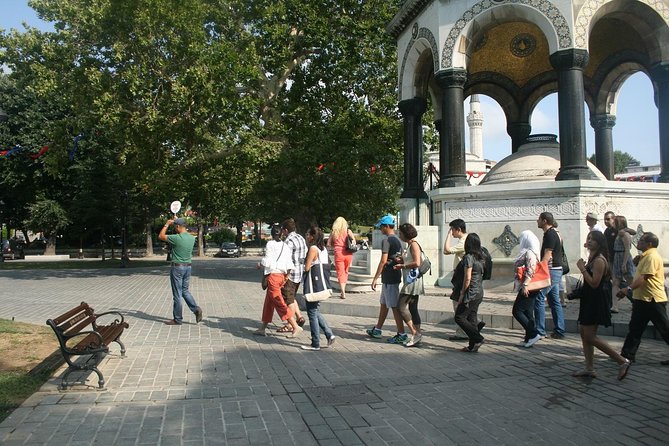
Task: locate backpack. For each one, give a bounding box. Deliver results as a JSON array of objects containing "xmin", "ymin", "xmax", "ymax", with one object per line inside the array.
[{"xmin": 481, "ymin": 246, "xmax": 493, "ymax": 280}]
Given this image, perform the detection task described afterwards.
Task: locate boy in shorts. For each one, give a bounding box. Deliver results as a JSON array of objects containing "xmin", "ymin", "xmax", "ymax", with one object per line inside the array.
[{"xmin": 367, "ymin": 214, "xmax": 406, "ymax": 344}]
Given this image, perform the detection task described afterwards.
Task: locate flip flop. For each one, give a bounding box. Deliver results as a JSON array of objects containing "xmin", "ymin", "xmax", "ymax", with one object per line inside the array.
[
  {"xmin": 618, "ymin": 360, "xmax": 631, "ymax": 380},
  {"xmin": 276, "ymin": 325, "xmax": 292, "ymax": 333}
]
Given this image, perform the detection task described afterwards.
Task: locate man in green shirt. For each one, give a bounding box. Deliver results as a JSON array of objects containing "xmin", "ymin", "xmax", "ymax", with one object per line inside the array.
[{"xmin": 159, "ymin": 218, "xmax": 203, "ymax": 325}]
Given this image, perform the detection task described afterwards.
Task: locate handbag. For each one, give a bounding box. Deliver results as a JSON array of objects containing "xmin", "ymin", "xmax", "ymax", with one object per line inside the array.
[
  {"xmin": 261, "ymin": 244, "xmax": 284, "ymax": 290},
  {"xmin": 567, "ymin": 278, "xmax": 583, "ymax": 300},
  {"xmin": 346, "ymin": 235, "xmax": 359, "ymax": 253},
  {"xmin": 517, "ymin": 260, "xmax": 551, "ymax": 292},
  {"xmin": 303, "ymin": 261, "xmax": 332, "ymax": 302},
  {"xmin": 414, "ymin": 242, "xmax": 431, "ymax": 278}
]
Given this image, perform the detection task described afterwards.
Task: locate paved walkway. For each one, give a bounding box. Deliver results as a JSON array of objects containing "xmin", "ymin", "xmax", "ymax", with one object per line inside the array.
[{"xmin": 1, "ymin": 257, "xmax": 668, "ymax": 445}]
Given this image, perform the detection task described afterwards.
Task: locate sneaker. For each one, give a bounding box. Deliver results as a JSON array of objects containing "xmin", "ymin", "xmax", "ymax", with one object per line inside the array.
[
  {"xmin": 406, "ymin": 333, "xmax": 422, "ymax": 347},
  {"xmin": 524, "ymin": 334, "xmax": 542, "ymax": 348},
  {"xmin": 300, "ymin": 345, "xmax": 320, "ymax": 351},
  {"xmin": 549, "ymin": 332, "xmax": 565, "ymax": 340},
  {"xmin": 387, "ymin": 333, "xmax": 408, "ymax": 344},
  {"xmin": 366, "ymin": 327, "xmax": 382, "ymax": 338},
  {"xmin": 327, "ymin": 336, "xmax": 336, "ymax": 347}
]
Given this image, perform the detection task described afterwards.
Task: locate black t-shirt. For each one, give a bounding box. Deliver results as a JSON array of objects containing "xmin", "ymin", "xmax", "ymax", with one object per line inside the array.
[
  {"xmin": 381, "ymin": 235, "xmax": 402, "ymax": 284},
  {"xmin": 541, "ymin": 228, "xmax": 562, "ymax": 268},
  {"xmin": 604, "ymin": 227, "xmax": 617, "ymax": 262}
]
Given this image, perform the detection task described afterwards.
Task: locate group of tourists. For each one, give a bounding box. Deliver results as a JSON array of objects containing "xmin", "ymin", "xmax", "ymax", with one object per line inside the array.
[{"xmin": 160, "ymin": 209, "xmax": 669, "ymax": 378}]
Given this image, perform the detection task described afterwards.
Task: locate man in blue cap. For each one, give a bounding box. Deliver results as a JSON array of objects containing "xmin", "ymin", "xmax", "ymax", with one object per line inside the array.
[
  {"xmin": 366, "ymin": 214, "xmax": 407, "ymax": 344},
  {"xmin": 159, "ymin": 218, "xmax": 203, "ymax": 325}
]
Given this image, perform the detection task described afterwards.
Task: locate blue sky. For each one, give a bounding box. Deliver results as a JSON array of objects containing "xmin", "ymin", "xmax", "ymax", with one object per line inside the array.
[{"xmin": 0, "ymin": 1, "xmax": 661, "ymax": 166}]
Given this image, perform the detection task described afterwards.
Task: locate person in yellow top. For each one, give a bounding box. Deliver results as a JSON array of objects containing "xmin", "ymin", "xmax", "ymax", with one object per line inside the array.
[{"xmin": 619, "ymin": 232, "xmax": 669, "ymax": 365}]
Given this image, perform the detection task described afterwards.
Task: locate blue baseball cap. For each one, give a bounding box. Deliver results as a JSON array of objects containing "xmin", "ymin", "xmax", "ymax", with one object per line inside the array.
[
  {"xmin": 374, "ymin": 214, "xmax": 395, "ymax": 228},
  {"xmin": 174, "ymin": 218, "xmax": 187, "ymax": 226}
]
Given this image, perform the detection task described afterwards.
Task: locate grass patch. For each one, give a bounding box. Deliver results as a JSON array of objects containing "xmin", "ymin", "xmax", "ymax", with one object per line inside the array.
[
  {"xmin": 0, "ymin": 370, "xmax": 53, "ymax": 422},
  {"xmin": 0, "ymin": 259, "xmax": 168, "ymax": 270},
  {"xmin": 0, "ymin": 319, "xmax": 61, "ymax": 423}
]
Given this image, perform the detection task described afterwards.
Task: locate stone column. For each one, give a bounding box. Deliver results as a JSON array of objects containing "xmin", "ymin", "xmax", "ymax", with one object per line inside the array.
[
  {"xmin": 507, "ymin": 122, "xmax": 531, "ymax": 153},
  {"xmin": 651, "ymin": 62, "xmax": 669, "ymax": 183},
  {"xmin": 550, "ymin": 49, "xmax": 597, "ymax": 180},
  {"xmin": 590, "ymin": 114, "xmax": 616, "ymax": 180},
  {"xmin": 398, "ymin": 97, "xmax": 428, "ymax": 198},
  {"xmin": 435, "ymin": 69, "xmax": 468, "ymax": 187}
]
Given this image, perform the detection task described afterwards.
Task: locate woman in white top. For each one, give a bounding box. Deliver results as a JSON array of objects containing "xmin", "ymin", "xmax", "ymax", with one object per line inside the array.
[
  {"xmin": 393, "ymin": 223, "xmax": 424, "ymax": 347},
  {"xmin": 254, "ymin": 225, "xmax": 302, "ymax": 337},
  {"xmin": 301, "ymin": 226, "xmax": 335, "ymax": 351}
]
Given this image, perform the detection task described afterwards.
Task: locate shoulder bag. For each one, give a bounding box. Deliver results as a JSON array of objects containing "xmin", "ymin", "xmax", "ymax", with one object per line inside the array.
[
  {"xmin": 517, "ymin": 260, "xmax": 551, "ymax": 292},
  {"xmin": 346, "ymin": 235, "xmax": 359, "ymax": 253},
  {"xmin": 413, "ymin": 241, "xmax": 431, "ymax": 278},
  {"xmin": 303, "ymin": 261, "xmax": 332, "ymax": 302}
]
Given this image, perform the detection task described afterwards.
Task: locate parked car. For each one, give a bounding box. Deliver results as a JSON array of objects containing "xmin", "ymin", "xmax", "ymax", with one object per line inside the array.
[
  {"xmin": 2, "ymin": 239, "xmax": 25, "ymax": 260},
  {"xmin": 215, "ymin": 242, "xmax": 241, "ymax": 258}
]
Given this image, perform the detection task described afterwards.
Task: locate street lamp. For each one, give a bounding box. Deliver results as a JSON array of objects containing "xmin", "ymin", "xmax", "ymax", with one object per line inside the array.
[
  {"xmin": 0, "ymin": 110, "xmax": 7, "ymax": 263},
  {"xmin": 0, "ymin": 199, "xmax": 4, "ymax": 263}
]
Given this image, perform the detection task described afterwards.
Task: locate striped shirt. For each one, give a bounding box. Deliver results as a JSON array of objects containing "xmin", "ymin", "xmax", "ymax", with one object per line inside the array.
[{"xmin": 284, "ymin": 231, "xmax": 307, "ymax": 283}]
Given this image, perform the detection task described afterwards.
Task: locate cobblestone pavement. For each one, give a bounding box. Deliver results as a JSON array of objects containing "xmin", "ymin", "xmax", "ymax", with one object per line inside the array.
[{"xmin": 1, "ymin": 257, "xmax": 668, "ymax": 445}]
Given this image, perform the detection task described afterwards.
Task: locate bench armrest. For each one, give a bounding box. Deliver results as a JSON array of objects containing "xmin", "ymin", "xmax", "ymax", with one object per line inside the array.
[{"xmin": 94, "ymin": 311, "xmax": 128, "ymax": 327}]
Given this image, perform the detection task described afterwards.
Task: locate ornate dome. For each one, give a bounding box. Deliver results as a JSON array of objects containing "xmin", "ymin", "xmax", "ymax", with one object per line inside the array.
[{"xmin": 479, "ymin": 135, "xmax": 607, "ymax": 185}]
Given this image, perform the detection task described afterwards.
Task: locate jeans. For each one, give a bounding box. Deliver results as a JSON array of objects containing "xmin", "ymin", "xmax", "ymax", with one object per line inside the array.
[
  {"xmin": 534, "ymin": 268, "xmax": 565, "ymax": 336},
  {"xmin": 455, "ymin": 298, "xmax": 484, "ymax": 347},
  {"xmin": 306, "ymin": 301, "xmax": 333, "ymax": 348},
  {"xmin": 170, "ymin": 265, "xmax": 199, "ymax": 324},
  {"xmin": 512, "ymin": 290, "xmax": 538, "ymax": 342},
  {"xmin": 621, "ymin": 300, "xmax": 669, "ymax": 361}
]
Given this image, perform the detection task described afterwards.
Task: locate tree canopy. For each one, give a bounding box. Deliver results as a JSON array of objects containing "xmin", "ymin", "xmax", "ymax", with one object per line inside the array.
[{"xmin": 0, "ymin": 0, "xmax": 404, "ymax": 251}]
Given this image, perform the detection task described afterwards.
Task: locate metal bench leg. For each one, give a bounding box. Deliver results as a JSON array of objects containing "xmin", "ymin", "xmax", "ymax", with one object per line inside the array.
[
  {"xmin": 60, "ymin": 368, "xmax": 74, "ymax": 390},
  {"xmin": 91, "ymin": 366, "xmax": 105, "ymax": 389},
  {"xmin": 115, "ymin": 338, "xmax": 127, "ymax": 357}
]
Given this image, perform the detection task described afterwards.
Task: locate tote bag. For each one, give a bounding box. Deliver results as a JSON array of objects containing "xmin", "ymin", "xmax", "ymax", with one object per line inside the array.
[
  {"xmin": 303, "ymin": 262, "xmax": 333, "ymax": 302},
  {"xmin": 517, "ymin": 260, "xmax": 551, "ymax": 292}
]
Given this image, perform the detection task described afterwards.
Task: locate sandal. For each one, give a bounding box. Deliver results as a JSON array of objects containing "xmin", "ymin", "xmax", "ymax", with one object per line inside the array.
[
  {"xmin": 618, "ymin": 359, "xmax": 631, "ymax": 381},
  {"xmin": 572, "ymin": 369, "xmax": 597, "ymax": 378},
  {"xmin": 276, "ymin": 325, "xmax": 292, "ymax": 333},
  {"xmin": 296, "ymin": 317, "xmax": 306, "ymax": 327}
]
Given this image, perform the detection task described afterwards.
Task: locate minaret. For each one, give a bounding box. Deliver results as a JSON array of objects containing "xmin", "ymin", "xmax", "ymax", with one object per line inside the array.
[{"xmin": 467, "ymin": 94, "xmax": 484, "ymax": 158}]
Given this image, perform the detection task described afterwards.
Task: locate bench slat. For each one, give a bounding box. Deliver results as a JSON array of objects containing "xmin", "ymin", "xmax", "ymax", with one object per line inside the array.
[{"xmin": 52, "ymin": 302, "xmax": 90, "ymax": 325}]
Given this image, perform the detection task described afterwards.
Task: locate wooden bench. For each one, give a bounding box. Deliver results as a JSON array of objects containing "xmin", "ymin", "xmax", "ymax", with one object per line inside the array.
[{"xmin": 47, "ymin": 302, "xmax": 129, "ymax": 389}]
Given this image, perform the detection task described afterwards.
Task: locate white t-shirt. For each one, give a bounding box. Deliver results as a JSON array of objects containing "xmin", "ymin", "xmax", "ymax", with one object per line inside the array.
[{"xmin": 261, "ymin": 240, "xmax": 293, "ymax": 274}]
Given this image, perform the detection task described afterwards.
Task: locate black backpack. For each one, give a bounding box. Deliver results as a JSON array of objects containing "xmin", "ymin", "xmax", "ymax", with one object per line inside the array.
[{"xmin": 481, "ymin": 246, "xmax": 493, "ymax": 280}]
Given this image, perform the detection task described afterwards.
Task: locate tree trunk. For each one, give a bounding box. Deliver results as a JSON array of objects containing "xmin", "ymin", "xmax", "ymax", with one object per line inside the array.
[
  {"xmin": 236, "ymin": 221, "xmax": 243, "ymax": 246},
  {"xmin": 197, "ymin": 222, "xmax": 205, "ymax": 257},
  {"xmin": 44, "ymin": 235, "xmax": 56, "ymax": 255},
  {"xmin": 145, "ymin": 223, "xmax": 153, "ymax": 256}
]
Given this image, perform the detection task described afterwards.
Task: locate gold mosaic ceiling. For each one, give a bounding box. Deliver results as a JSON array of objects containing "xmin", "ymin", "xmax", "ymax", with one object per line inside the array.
[{"xmin": 468, "ymin": 21, "xmax": 552, "ymax": 87}]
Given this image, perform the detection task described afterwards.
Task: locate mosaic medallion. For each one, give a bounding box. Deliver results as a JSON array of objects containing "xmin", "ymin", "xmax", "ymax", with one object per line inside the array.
[{"xmin": 511, "ymin": 33, "xmax": 536, "ymax": 57}]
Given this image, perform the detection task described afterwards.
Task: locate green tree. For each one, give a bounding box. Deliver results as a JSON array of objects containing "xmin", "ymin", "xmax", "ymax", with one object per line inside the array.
[
  {"xmin": 588, "ymin": 150, "xmax": 641, "ymax": 174},
  {"xmin": 23, "ymin": 198, "xmax": 70, "ymax": 255}
]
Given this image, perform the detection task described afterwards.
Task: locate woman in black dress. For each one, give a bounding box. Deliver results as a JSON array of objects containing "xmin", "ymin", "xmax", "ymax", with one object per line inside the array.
[{"xmin": 573, "ymin": 231, "xmax": 631, "ymax": 380}]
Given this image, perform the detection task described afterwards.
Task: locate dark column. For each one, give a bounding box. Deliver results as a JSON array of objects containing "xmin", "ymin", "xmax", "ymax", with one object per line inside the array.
[
  {"xmin": 435, "ymin": 69, "xmax": 469, "ymax": 187},
  {"xmin": 651, "ymin": 62, "xmax": 669, "ymax": 183},
  {"xmin": 507, "ymin": 122, "xmax": 531, "ymax": 153},
  {"xmin": 398, "ymin": 97, "xmax": 427, "ymax": 198},
  {"xmin": 550, "ymin": 49, "xmax": 597, "ymax": 180},
  {"xmin": 590, "ymin": 114, "xmax": 616, "ymax": 180}
]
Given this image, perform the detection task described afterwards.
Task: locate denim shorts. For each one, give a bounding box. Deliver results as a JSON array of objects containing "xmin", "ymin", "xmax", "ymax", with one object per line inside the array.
[{"xmin": 380, "ymin": 283, "xmax": 401, "ymax": 308}]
